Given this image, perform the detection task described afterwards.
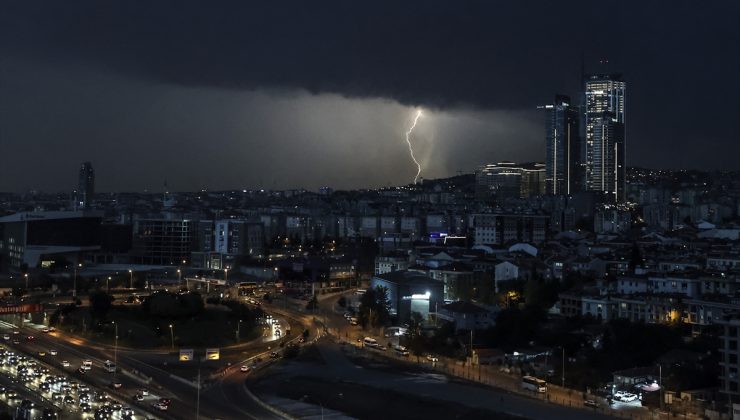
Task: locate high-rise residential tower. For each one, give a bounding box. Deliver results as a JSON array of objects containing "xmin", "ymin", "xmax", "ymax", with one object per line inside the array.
[
  {"xmin": 584, "ymin": 73, "xmax": 626, "ymax": 202},
  {"xmin": 542, "ymin": 95, "xmax": 581, "ymax": 196},
  {"xmin": 78, "ymin": 161, "xmax": 95, "ymax": 209}
]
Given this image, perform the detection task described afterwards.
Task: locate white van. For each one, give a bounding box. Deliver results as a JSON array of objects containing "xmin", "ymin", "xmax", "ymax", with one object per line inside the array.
[{"xmin": 362, "ymin": 337, "xmax": 378, "ymax": 348}]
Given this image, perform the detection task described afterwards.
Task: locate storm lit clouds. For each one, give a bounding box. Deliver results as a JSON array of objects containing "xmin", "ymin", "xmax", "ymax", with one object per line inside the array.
[
  {"xmin": 1, "ymin": 1, "xmax": 739, "ymax": 192},
  {"xmin": 0, "ymin": 59, "xmax": 542, "ymax": 192}
]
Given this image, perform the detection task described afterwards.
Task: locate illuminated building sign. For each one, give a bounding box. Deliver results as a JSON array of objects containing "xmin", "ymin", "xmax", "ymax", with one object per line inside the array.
[{"xmin": 402, "ymin": 291, "xmax": 430, "ymax": 300}]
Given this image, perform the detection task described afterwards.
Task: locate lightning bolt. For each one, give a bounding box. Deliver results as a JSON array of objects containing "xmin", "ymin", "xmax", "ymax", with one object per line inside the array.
[{"xmin": 405, "ymin": 109, "xmax": 423, "ymax": 184}]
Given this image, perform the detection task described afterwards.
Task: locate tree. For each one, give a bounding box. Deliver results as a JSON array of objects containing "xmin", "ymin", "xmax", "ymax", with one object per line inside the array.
[
  {"xmin": 358, "ymin": 286, "xmax": 391, "ymax": 328},
  {"xmin": 89, "ymin": 291, "xmax": 114, "ymax": 322},
  {"xmin": 405, "ymin": 312, "xmax": 426, "ymax": 362}
]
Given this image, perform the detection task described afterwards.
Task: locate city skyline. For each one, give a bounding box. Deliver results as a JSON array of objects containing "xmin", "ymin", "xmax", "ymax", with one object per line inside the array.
[{"xmin": 1, "ymin": 1, "xmax": 739, "ymax": 192}]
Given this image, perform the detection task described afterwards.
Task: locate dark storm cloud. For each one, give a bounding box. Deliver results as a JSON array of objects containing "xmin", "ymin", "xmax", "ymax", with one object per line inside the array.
[{"xmin": 1, "ymin": 1, "xmax": 739, "ymax": 191}]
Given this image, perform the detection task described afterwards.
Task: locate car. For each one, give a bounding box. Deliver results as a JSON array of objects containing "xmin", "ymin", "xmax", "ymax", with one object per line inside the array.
[
  {"xmin": 621, "ymin": 393, "xmax": 637, "ymax": 402},
  {"xmin": 61, "ymin": 361, "xmax": 70, "ymax": 368},
  {"xmin": 269, "ymin": 352, "xmax": 279, "ymax": 359},
  {"xmin": 49, "ymin": 350, "xmax": 58, "ymax": 356},
  {"xmin": 12, "ymin": 330, "xmax": 19, "ymax": 335},
  {"xmin": 152, "ymin": 402, "xmax": 168, "ymax": 411},
  {"xmin": 584, "ymin": 399, "xmax": 599, "ymax": 408},
  {"xmin": 133, "ymin": 394, "xmax": 144, "ymax": 402},
  {"xmin": 42, "ymin": 328, "xmax": 50, "ymax": 333},
  {"xmin": 38, "ymin": 351, "xmax": 47, "ymax": 357},
  {"xmin": 158, "ymin": 398, "xmax": 171, "ymax": 406},
  {"xmin": 78, "ymin": 367, "xmax": 86, "ymax": 374},
  {"xmin": 2, "ymin": 335, "xmax": 9, "ymax": 341},
  {"xmin": 26, "ymin": 335, "xmax": 35, "ymax": 341},
  {"xmin": 80, "ymin": 402, "xmax": 92, "ymax": 412},
  {"xmin": 12, "ymin": 340, "xmax": 19, "ymax": 345},
  {"xmin": 122, "ymin": 407, "xmax": 134, "ymax": 416},
  {"xmin": 42, "ymin": 408, "xmax": 57, "ymax": 419},
  {"xmin": 64, "ymin": 395, "xmax": 75, "ymax": 405},
  {"xmin": 240, "ymin": 365, "xmax": 250, "ymax": 372},
  {"xmin": 110, "ymin": 382, "xmax": 123, "ymax": 389},
  {"xmin": 138, "ymin": 388, "xmax": 149, "ymax": 396}
]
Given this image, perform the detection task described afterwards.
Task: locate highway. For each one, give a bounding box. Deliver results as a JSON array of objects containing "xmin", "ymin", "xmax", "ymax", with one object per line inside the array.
[{"xmin": 0, "ymin": 296, "xmax": 309, "ymax": 420}]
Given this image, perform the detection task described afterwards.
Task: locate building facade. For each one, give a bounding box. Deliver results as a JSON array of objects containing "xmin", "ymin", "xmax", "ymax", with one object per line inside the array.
[
  {"xmin": 584, "ymin": 74, "xmax": 626, "ymax": 202},
  {"xmin": 77, "ymin": 161, "xmax": 95, "ymax": 209},
  {"xmin": 542, "ymin": 95, "xmax": 582, "ymax": 195}
]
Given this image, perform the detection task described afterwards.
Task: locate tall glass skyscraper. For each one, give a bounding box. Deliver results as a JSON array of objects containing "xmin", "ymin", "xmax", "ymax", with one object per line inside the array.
[
  {"xmin": 78, "ymin": 161, "xmax": 95, "ymax": 209},
  {"xmin": 542, "ymin": 95, "xmax": 581, "ymax": 196},
  {"xmin": 584, "ymin": 73, "xmax": 626, "ymax": 202}
]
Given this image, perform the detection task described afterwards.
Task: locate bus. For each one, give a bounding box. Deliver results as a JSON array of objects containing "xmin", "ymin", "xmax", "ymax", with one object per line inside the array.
[
  {"xmin": 238, "ymin": 282, "xmax": 259, "ymax": 296},
  {"xmin": 362, "ymin": 337, "xmax": 378, "ymax": 348},
  {"xmin": 103, "ymin": 360, "xmax": 116, "ymax": 373},
  {"xmin": 521, "ymin": 376, "xmax": 547, "ymax": 393}
]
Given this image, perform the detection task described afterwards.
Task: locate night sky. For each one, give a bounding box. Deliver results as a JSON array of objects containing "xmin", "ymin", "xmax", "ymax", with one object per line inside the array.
[{"xmin": 1, "ymin": 1, "xmax": 739, "ymax": 192}]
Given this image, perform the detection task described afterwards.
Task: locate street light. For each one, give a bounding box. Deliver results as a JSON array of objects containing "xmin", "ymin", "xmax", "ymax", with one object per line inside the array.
[
  {"xmin": 73, "ymin": 263, "xmax": 82, "ymax": 297},
  {"xmin": 236, "ymin": 319, "xmax": 243, "ymax": 342},
  {"xmin": 113, "ymin": 321, "xmax": 118, "ymax": 378},
  {"xmin": 24, "ymin": 273, "xmax": 29, "ymax": 291},
  {"xmin": 559, "ymin": 346, "xmax": 565, "ymax": 388},
  {"xmin": 128, "ymin": 269, "xmax": 133, "ymax": 289},
  {"xmin": 107, "ymin": 276, "xmax": 111, "ymax": 293},
  {"xmin": 658, "ymin": 363, "xmax": 663, "ymax": 411},
  {"xmin": 177, "ymin": 269, "xmax": 182, "ymax": 285},
  {"xmin": 224, "ymin": 268, "xmax": 229, "ymax": 283},
  {"xmin": 169, "ymin": 324, "xmax": 175, "ymax": 350}
]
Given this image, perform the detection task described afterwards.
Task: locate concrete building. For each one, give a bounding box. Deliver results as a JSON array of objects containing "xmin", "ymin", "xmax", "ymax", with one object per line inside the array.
[
  {"xmin": 718, "ymin": 314, "xmax": 740, "ymax": 401},
  {"xmin": 77, "ymin": 161, "xmax": 95, "ymax": 209},
  {"xmin": 370, "ymin": 270, "xmax": 444, "ymax": 324},
  {"xmin": 437, "ymin": 301, "xmax": 498, "ymax": 332},
  {"xmin": 475, "ymin": 162, "xmax": 546, "ymax": 200},
  {"xmin": 0, "ymin": 211, "xmax": 103, "ymax": 272},
  {"xmin": 131, "ymin": 218, "xmax": 193, "ymax": 266},
  {"xmin": 472, "ymin": 213, "xmax": 548, "ymax": 245}
]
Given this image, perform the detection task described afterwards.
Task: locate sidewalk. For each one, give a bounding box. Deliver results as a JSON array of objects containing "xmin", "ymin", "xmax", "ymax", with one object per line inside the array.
[{"xmin": 330, "ymin": 332, "xmax": 654, "ymax": 420}]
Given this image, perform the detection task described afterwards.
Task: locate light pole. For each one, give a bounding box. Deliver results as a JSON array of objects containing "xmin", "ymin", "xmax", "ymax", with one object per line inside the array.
[
  {"xmin": 24, "ymin": 273, "xmax": 29, "ymax": 291},
  {"xmin": 128, "ymin": 269, "xmax": 133, "ymax": 289},
  {"xmin": 73, "ymin": 263, "xmax": 82, "ymax": 297},
  {"xmin": 113, "ymin": 321, "xmax": 118, "ymax": 378},
  {"xmin": 169, "ymin": 324, "xmax": 175, "ymax": 350},
  {"xmin": 236, "ymin": 319, "xmax": 242, "ymax": 342},
  {"xmin": 224, "ymin": 268, "xmax": 229, "ymax": 283},
  {"xmin": 658, "ymin": 363, "xmax": 663, "ymax": 411},
  {"xmin": 560, "ymin": 347, "xmax": 565, "ymax": 388},
  {"xmin": 177, "ymin": 269, "xmax": 181, "ymax": 286},
  {"xmin": 107, "ymin": 276, "xmax": 111, "ymax": 293}
]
